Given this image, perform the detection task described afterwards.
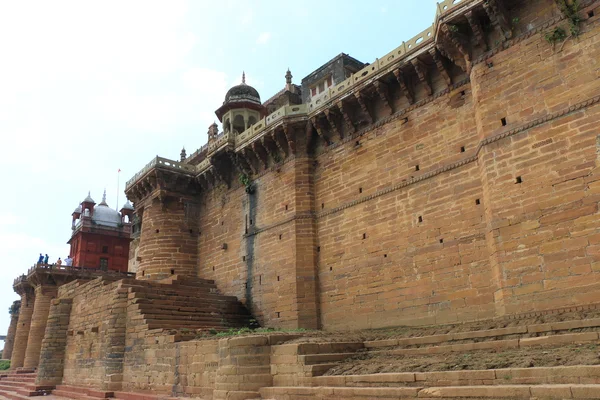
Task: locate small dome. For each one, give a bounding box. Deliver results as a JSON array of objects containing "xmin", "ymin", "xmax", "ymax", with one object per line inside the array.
[
  {"xmin": 82, "ymin": 191, "xmax": 95, "ymax": 203},
  {"xmin": 121, "ymin": 200, "xmax": 134, "ymax": 211},
  {"xmin": 93, "ymin": 204, "xmax": 122, "ymax": 227},
  {"xmin": 224, "ymin": 84, "xmax": 261, "ymax": 105},
  {"xmin": 73, "ymin": 205, "xmax": 82, "ymax": 214},
  {"xmin": 224, "ymin": 73, "xmax": 261, "ymax": 105}
]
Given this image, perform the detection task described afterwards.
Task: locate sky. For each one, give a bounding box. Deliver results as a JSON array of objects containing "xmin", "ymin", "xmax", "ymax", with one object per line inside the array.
[{"xmin": 0, "ymin": 0, "xmax": 440, "ymax": 340}]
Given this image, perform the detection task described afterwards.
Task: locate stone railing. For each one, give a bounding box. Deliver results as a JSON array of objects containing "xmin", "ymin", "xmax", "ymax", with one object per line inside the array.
[
  {"xmin": 13, "ymin": 274, "xmax": 27, "ymax": 287},
  {"xmin": 25, "ymin": 264, "xmax": 136, "ymax": 279},
  {"xmin": 306, "ymin": 0, "xmax": 470, "ymax": 114},
  {"xmin": 125, "ymin": 156, "xmax": 196, "ymax": 190},
  {"xmin": 235, "ymin": 104, "xmax": 308, "ymax": 150},
  {"xmin": 207, "ymin": 132, "xmax": 235, "ymax": 154},
  {"xmin": 184, "ymin": 142, "xmax": 209, "ymax": 164}
]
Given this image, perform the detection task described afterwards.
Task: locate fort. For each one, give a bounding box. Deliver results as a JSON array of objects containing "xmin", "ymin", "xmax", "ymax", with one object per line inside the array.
[{"xmin": 2, "ymin": 0, "xmax": 600, "ymax": 398}]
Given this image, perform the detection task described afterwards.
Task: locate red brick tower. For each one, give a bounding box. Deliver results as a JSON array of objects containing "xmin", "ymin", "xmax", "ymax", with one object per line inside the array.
[{"xmin": 68, "ymin": 190, "xmax": 133, "ymax": 272}]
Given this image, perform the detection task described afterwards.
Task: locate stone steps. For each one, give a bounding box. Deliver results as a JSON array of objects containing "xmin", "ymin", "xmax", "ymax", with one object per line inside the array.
[
  {"xmin": 299, "ymin": 352, "xmax": 358, "ymax": 365},
  {"xmin": 364, "ymin": 317, "xmax": 600, "ymax": 351},
  {"xmin": 126, "ymin": 278, "xmax": 251, "ymax": 332},
  {"xmin": 132, "ymin": 303, "xmax": 248, "ymax": 316},
  {"xmin": 0, "ymin": 372, "xmax": 53, "ymax": 397},
  {"xmin": 0, "ymin": 389, "xmax": 30, "ymax": 400},
  {"xmin": 311, "ymin": 365, "xmax": 600, "ymax": 387},
  {"xmin": 129, "ymin": 291, "xmax": 239, "ymax": 304},
  {"xmin": 260, "ymin": 383, "xmax": 600, "ymax": 399},
  {"xmin": 52, "ymin": 385, "xmax": 114, "ymax": 399}
]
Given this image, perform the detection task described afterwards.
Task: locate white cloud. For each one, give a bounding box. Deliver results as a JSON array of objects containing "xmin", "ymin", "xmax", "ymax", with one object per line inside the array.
[
  {"xmin": 256, "ymin": 32, "xmax": 272, "ymax": 45},
  {"xmin": 0, "ymin": 213, "xmax": 18, "ymax": 226}
]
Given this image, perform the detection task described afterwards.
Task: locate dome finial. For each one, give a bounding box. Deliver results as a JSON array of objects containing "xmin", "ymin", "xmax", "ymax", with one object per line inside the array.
[
  {"xmin": 285, "ymin": 68, "xmax": 293, "ymax": 85},
  {"xmin": 242, "ymin": 71, "xmax": 246, "ymax": 84},
  {"xmin": 102, "ymin": 189, "xmax": 107, "ymax": 203},
  {"xmin": 180, "ymin": 146, "xmax": 187, "ymax": 162}
]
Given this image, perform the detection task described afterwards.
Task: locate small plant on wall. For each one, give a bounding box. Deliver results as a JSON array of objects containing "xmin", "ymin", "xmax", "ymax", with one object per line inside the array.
[
  {"xmin": 546, "ymin": 0, "xmax": 582, "ymax": 50},
  {"xmin": 239, "ymin": 173, "xmax": 255, "ymax": 194}
]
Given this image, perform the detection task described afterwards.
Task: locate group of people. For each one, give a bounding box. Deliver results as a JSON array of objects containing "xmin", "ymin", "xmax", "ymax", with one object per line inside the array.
[{"xmin": 37, "ymin": 253, "xmax": 73, "ymax": 267}]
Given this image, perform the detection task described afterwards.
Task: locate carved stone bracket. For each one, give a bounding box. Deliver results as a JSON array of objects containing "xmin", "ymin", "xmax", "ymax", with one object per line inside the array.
[
  {"xmin": 465, "ymin": 10, "xmax": 487, "ymax": 50},
  {"xmin": 483, "ymin": 0, "xmax": 513, "ymax": 40},
  {"xmin": 197, "ymin": 174, "xmax": 210, "ymax": 190},
  {"xmin": 310, "ymin": 116, "xmax": 329, "ymax": 144},
  {"xmin": 283, "ymin": 124, "xmax": 297, "ymax": 154},
  {"xmin": 260, "ymin": 136, "xmax": 279, "ymax": 163},
  {"xmin": 227, "ymin": 151, "xmax": 249, "ymax": 176},
  {"xmin": 354, "ymin": 91, "xmax": 374, "ymax": 124},
  {"xmin": 393, "ymin": 68, "xmax": 415, "ymax": 105},
  {"xmin": 429, "ymin": 48, "xmax": 452, "ymax": 86},
  {"xmin": 252, "ymin": 140, "xmax": 269, "ymax": 170},
  {"xmin": 337, "ymin": 101, "xmax": 355, "ymax": 134},
  {"xmin": 411, "ymin": 58, "xmax": 433, "ymax": 96},
  {"xmin": 209, "ymin": 155, "xmax": 229, "ymax": 187},
  {"xmin": 271, "ymin": 130, "xmax": 288, "ymax": 158},
  {"xmin": 240, "ymin": 148, "xmax": 258, "ymax": 175},
  {"xmin": 440, "ymin": 24, "xmax": 472, "ymax": 74},
  {"xmin": 374, "ymin": 81, "xmax": 394, "ymax": 115},
  {"xmin": 324, "ymin": 109, "xmax": 341, "ymax": 140}
]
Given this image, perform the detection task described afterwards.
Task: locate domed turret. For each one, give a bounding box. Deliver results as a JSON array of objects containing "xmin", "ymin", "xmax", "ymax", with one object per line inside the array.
[
  {"xmin": 92, "ymin": 190, "xmax": 122, "ymax": 227},
  {"xmin": 224, "ymin": 73, "xmax": 261, "ymax": 105},
  {"xmin": 215, "ymin": 72, "xmax": 266, "ymax": 135}
]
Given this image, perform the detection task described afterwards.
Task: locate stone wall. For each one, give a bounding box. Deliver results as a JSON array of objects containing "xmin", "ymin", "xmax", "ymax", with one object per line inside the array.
[
  {"xmin": 122, "ymin": 332, "xmax": 219, "ymax": 396},
  {"xmin": 62, "ymin": 278, "xmax": 127, "ymax": 390},
  {"xmin": 136, "ymin": 196, "xmax": 199, "ymax": 280},
  {"xmin": 189, "ymin": 1, "xmax": 600, "ymax": 330},
  {"xmin": 198, "ymin": 155, "xmax": 318, "ymax": 329}
]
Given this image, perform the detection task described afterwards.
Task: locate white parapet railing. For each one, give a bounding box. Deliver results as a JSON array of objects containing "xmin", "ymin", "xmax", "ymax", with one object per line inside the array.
[
  {"xmin": 125, "ymin": 156, "xmax": 196, "ymax": 190},
  {"xmin": 306, "ymin": 0, "xmax": 469, "ymax": 114},
  {"xmin": 235, "ymin": 104, "xmax": 308, "ymax": 150}
]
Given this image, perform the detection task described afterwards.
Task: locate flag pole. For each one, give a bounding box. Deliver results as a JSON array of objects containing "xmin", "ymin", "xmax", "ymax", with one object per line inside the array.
[{"xmin": 116, "ymin": 169, "xmax": 121, "ymax": 210}]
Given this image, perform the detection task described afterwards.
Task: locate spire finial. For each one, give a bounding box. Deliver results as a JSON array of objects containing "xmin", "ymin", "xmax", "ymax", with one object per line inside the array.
[
  {"xmin": 180, "ymin": 146, "xmax": 187, "ymax": 162},
  {"xmin": 102, "ymin": 189, "xmax": 107, "ymax": 203},
  {"xmin": 285, "ymin": 68, "xmax": 293, "ymax": 85},
  {"xmin": 242, "ymin": 71, "xmax": 246, "ymax": 84}
]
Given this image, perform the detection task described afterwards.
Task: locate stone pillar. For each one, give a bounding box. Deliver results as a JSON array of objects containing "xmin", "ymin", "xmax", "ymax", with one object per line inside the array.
[
  {"xmin": 136, "ymin": 195, "xmax": 199, "ymax": 280},
  {"xmin": 2, "ymin": 301, "xmax": 20, "ymax": 360},
  {"xmin": 36, "ymin": 298, "xmax": 72, "ymax": 386},
  {"xmin": 23, "ymin": 285, "xmax": 57, "ymax": 368},
  {"xmin": 10, "ymin": 286, "xmax": 35, "ymax": 369},
  {"xmin": 291, "ymin": 156, "xmax": 320, "ymax": 330}
]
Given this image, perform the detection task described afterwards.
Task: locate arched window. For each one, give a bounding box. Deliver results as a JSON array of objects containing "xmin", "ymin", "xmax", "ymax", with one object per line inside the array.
[{"xmin": 233, "ymin": 114, "xmax": 245, "ymax": 134}]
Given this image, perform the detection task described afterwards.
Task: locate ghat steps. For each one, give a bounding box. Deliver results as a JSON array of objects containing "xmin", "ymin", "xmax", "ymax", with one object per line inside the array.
[
  {"xmin": 0, "ymin": 371, "xmax": 52, "ymax": 398},
  {"xmin": 122, "ymin": 276, "xmax": 253, "ymax": 332},
  {"xmin": 261, "ymin": 313, "xmax": 600, "ymax": 399}
]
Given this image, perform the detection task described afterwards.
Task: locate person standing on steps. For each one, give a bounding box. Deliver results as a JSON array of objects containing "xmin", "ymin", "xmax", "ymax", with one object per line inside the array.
[
  {"xmin": 43, "ymin": 254, "xmax": 49, "ymax": 265},
  {"xmin": 56, "ymin": 257, "xmax": 62, "ymax": 266},
  {"xmin": 37, "ymin": 253, "xmax": 44, "ymax": 265},
  {"xmin": 65, "ymin": 255, "xmax": 73, "ymax": 266}
]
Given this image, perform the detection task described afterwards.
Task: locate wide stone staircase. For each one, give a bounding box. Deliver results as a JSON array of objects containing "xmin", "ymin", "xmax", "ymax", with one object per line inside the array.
[
  {"xmin": 0, "ymin": 370, "xmax": 52, "ymax": 399},
  {"xmin": 124, "ymin": 275, "xmax": 253, "ymax": 331},
  {"xmin": 262, "ymin": 311, "xmax": 600, "ymax": 399}
]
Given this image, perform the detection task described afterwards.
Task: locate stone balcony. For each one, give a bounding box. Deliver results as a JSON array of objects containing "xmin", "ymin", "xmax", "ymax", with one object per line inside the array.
[{"xmin": 13, "ymin": 264, "xmax": 135, "ymax": 289}]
